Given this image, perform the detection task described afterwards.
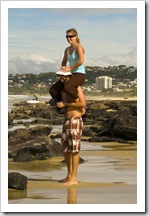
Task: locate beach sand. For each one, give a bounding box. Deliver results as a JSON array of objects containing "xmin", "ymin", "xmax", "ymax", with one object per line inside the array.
[{"xmin": 8, "ymin": 141, "xmax": 137, "ymax": 206}]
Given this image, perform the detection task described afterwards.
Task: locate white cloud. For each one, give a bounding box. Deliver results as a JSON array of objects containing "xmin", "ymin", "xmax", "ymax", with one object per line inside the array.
[
  {"xmin": 85, "ymin": 47, "xmax": 136, "ymax": 67},
  {"xmin": 8, "ymin": 54, "xmax": 60, "ymax": 74},
  {"xmin": 8, "ymin": 47, "xmax": 136, "ymax": 75}
]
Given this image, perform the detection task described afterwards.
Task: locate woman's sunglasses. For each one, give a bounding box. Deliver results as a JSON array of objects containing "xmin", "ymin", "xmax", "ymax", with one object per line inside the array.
[{"xmin": 66, "ymin": 35, "xmax": 75, "ymax": 39}]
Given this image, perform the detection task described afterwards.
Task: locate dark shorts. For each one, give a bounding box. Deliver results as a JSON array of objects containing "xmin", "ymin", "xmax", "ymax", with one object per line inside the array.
[
  {"xmin": 49, "ymin": 73, "xmax": 86, "ymax": 103},
  {"xmin": 61, "ymin": 117, "xmax": 83, "ymax": 153}
]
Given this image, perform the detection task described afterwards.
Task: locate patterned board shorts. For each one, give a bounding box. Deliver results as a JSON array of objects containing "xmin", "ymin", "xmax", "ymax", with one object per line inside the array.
[{"xmin": 61, "ymin": 117, "xmax": 83, "ymax": 153}]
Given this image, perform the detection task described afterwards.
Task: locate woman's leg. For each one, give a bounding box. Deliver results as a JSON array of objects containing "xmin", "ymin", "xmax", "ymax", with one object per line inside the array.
[
  {"xmin": 49, "ymin": 80, "xmax": 64, "ymax": 102},
  {"xmin": 63, "ymin": 74, "xmax": 85, "ymax": 103}
]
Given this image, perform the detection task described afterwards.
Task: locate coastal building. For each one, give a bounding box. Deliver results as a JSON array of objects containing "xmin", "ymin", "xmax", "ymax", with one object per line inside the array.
[{"xmin": 96, "ymin": 76, "xmax": 112, "ymax": 91}]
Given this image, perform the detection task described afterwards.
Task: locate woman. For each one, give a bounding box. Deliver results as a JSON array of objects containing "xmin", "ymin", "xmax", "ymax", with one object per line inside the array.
[{"xmin": 49, "ymin": 28, "xmax": 86, "ymax": 103}]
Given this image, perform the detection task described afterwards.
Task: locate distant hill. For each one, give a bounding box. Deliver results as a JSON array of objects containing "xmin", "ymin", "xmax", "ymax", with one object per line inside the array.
[
  {"xmin": 8, "ymin": 65, "xmax": 137, "ymax": 85},
  {"xmin": 85, "ymin": 66, "xmax": 137, "ymax": 84}
]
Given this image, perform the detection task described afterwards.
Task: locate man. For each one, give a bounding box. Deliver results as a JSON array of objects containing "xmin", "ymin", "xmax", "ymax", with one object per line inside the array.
[{"xmin": 55, "ymin": 70, "xmax": 86, "ymax": 186}]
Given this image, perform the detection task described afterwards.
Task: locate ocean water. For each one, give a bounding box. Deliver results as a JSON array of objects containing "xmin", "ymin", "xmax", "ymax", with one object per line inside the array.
[{"xmin": 8, "ymin": 94, "xmax": 51, "ymax": 112}]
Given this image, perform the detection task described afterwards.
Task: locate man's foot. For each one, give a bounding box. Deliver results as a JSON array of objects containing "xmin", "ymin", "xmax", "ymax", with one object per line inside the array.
[
  {"xmin": 63, "ymin": 180, "xmax": 78, "ymax": 186},
  {"xmin": 58, "ymin": 177, "xmax": 70, "ymax": 183}
]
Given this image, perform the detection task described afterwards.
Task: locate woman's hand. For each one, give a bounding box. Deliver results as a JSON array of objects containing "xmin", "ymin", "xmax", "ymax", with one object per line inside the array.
[{"xmin": 60, "ymin": 66, "xmax": 71, "ymax": 72}]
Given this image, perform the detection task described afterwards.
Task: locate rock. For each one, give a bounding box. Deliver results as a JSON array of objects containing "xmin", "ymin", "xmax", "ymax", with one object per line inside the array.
[
  {"xmin": 9, "ymin": 100, "xmax": 137, "ymax": 144},
  {"xmin": 8, "ymin": 113, "xmax": 13, "ymax": 125},
  {"xmin": 10, "ymin": 137, "xmax": 63, "ymax": 162},
  {"xmin": 9, "ymin": 126, "xmax": 53, "ymax": 146},
  {"xmin": 89, "ymin": 126, "xmax": 102, "ymax": 133},
  {"xmin": 8, "ymin": 153, "xmax": 13, "ymax": 158},
  {"xmin": 97, "ymin": 111, "xmax": 137, "ymax": 141},
  {"xmin": 8, "ymin": 124, "xmax": 63, "ymax": 162},
  {"xmin": 82, "ymin": 127, "xmax": 96, "ymax": 137},
  {"xmin": 30, "ymin": 118, "xmax": 52, "ymax": 125},
  {"xmin": 11, "ymin": 102, "xmax": 64, "ymax": 124},
  {"xmin": 111, "ymin": 114, "xmax": 137, "ymax": 140},
  {"xmin": 89, "ymin": 102, "xmax": 110, "ymax": 110},
  {"xmin": 85, "ymin": 100, "xmax": 137, "ymax": 142},
  {"xmin": 50, "ymin": 133, "xmax": 62, "ymax": 139},
  {"xmin": 8, "ymin": 172, "xmax": 28, "ymax": 190}
]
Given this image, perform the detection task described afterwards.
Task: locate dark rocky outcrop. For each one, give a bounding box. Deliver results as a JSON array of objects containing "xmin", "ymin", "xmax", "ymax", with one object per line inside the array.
[
  {"xmin": 12, "ymin": 137, "xmax": 62, "ymax": 162},
  {"xmin": 91, "ymin": 111, "xmax": 137, "ymax": 141},
  {"xmin": 8, "ymin": 172, "xmax": 28, "ymax": 190},
  {"xmin": 8, "ymin": 100, "xmax": 137, "ymax": 156},
  {"xmin": 8, "ymin": 126, "xmax": 63, "ymax": 162},
  {"xmin": 83, "ymin": 100, "xmax": 137, "ymax": 142},
  {"xmin": 10, "ymin": 102, "xmax": 64, "ymax": 124},
  {"xmin": 9, "ymin": 126, "xmax": 53, "ymax": 146}
]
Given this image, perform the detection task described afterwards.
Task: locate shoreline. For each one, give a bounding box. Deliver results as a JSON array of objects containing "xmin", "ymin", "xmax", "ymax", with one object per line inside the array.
[{"xmin": 8, "ymin": 93, "xmax": 137, "ymax": 101}]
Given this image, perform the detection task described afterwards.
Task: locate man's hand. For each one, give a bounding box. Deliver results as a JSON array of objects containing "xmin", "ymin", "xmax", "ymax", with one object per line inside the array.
[{"xmin": 56, "ymin": 101, "xmax": 67, "ymax": 108}]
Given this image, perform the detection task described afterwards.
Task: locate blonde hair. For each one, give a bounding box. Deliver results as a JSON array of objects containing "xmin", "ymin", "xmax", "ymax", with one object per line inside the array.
[{"xmin": 66, "ymin": 28, "xmax": 80, "ymax": 44}]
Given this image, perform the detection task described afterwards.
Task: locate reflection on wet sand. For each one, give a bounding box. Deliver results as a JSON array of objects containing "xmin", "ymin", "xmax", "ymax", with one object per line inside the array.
[
  {"xmin": 8, "ymin": 141, "xmax": 137, "ymax": 204},
  {"xmin": 8, "ymin": 189, "xmax": 27, "ymax": 200},
  {"xmin": 8, "ymin": 180, "xmax": 77, "ymax": 204},
  {"xmin": 8, "ymin": 180, "xmax": 136, "ymax": 204},
  {"xmin": 67, "ymin": 187, "xmax": 77, "ymax": 204}
]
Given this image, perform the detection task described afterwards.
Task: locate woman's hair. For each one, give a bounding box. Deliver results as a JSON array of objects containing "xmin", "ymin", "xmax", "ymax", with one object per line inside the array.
[{"xmin": 66, "ymin": 28, "xmax": 80, "ymax": 44}]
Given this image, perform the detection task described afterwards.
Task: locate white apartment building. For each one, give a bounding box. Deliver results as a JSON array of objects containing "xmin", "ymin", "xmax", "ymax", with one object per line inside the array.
[{"xmin": 96, "ymin": 76, "xmax": 112, "ymax": 91}]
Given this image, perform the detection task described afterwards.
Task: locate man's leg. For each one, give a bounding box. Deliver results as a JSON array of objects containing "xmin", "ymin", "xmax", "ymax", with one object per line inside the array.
[
  {"xmin": 59, "ymin": 152, "xmax": 72, "ymax": 183},
  {"xmin": 63, "ymin": 152, "xmax": 79, "ymax": 185},
  {"xmin": 60, "ymin": 118, "xmax": 82, "ymax": 185},
  {"xmin": 64, "ymin": 152, "xmax": 73, "ymax": 180}
]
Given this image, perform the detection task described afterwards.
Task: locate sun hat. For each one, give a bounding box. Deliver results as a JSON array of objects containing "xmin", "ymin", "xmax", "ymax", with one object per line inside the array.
[{"xmin": 56, "ymin": 71, "xmax": 72, "ymax": 76}]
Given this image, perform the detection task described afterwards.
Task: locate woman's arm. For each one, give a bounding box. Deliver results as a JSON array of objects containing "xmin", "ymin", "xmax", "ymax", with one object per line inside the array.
[{"xmin": 61, "ymin": 49, "xmax": 67, "ymax": 67}]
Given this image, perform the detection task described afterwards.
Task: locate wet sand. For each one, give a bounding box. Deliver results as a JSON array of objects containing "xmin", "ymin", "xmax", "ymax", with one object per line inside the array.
[{"xmin": 8, "ymin": 141, "xmax": 137, "ymax": 205}]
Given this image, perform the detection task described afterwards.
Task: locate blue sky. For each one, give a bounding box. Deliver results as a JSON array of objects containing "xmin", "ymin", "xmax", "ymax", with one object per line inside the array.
[{"xmin": 8, "ymin": 6, "xmax": 137, "ymax": 74}]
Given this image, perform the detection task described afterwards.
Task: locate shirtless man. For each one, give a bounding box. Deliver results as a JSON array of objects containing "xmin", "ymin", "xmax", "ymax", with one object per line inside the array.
[{"xmin": 56, "ymin": 71, "xmax": 86, "ymax": 186}]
